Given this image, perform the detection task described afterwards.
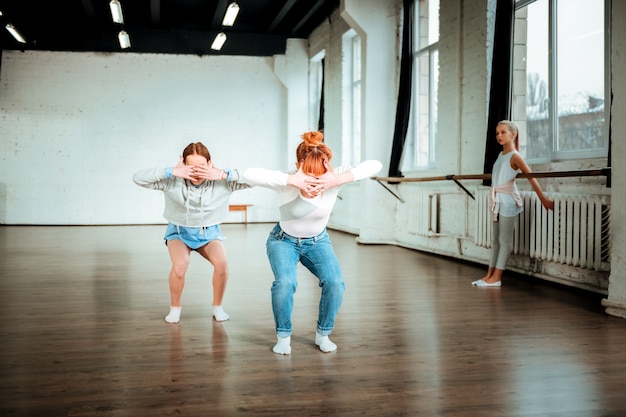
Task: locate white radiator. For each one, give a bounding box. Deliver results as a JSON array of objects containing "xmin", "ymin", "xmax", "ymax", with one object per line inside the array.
[
  {"xmin": 406, "ymin": 191, "xmax": 439, "ymax": 236},
  {"xmin": 474, "ymin": 191, "xmax": 610, "ymax": 271}
]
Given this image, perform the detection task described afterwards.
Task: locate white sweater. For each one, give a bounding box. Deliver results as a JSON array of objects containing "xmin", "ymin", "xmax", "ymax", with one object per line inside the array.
[{"xmin": 243, "ymin": 160, "xmax": 382, "ymax": 237}]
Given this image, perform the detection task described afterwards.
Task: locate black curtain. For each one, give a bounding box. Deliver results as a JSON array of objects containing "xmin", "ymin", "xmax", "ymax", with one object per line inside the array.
[
  {"xmin": 318, "ymin": 58, "xmax": 325, "ymax": 132},
  {"xmin": 388, "ymin": 0, "xmax": 414, "ymax": 178},
  {"xmin": 482, "ymin": 0, "xmax": 515, "ymax": 186}
]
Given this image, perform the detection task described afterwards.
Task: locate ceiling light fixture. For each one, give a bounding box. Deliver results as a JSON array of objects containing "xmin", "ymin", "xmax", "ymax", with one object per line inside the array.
[
  {"xmin": 109, "ymin": 0, "xmax": 124, "ymax": 24},
  {"xmin": 118, "ymin": 30, "xmax": 131, "ymax": 49},
  {"xmin": 211, "ymin": 32, "xmax": 227, "ymax": 50},
  {"xmin": 222, "ymin": 2, "xmax": 240, "ymax": 27},
  {"xmin": 5, "ymin": 23, "xmax": 27, "ymax": 44}
]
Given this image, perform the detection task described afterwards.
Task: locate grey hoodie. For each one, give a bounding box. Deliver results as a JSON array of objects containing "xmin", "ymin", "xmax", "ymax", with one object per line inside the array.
[{"xmin": 133, "ymin": 167, "xmax": 250, "ymax": 227}]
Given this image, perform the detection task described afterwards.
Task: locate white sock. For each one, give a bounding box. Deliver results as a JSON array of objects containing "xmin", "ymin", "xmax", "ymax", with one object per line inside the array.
[
  {"xmin": 165, "ymin": 306, "xmax": 181, "ymax": 324},
  {"xmin": 315, "ymin": 332, "xmax": 337, "ymax": 353},
  {"xmin": 273, "ymin": 335, "xmax": 291, "ymax": 355},
  {"xmin": 212, "ymin": 305, "xmax": 230, "ymax": 322}
]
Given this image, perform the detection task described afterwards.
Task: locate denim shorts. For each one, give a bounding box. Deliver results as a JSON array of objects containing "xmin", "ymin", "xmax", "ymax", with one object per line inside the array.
[{"xmin": 164, "ymin": 223, "xmax": 224, "ymax": 250}]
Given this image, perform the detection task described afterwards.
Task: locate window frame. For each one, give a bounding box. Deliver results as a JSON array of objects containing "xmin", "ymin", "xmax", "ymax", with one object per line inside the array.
[
  {"xmin": 308, "ymin": 50, "xmax": 326, "ymax": 132},
  {"xmin": 341, "ymin": 29, "xmax": 362, "ymax": 166},
  {"xmin": 513, "ymin": 0, "xmax": 610, "ymax": 162},
  {"xmin": 404, "ymin": 0, "xmax": 439, "ymax": 172}
]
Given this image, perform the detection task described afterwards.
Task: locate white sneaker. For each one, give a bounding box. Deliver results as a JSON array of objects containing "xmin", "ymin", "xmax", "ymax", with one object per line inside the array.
[{"xmin": 471, "ymin": 280, "xmax": 501, "ymax": 287}]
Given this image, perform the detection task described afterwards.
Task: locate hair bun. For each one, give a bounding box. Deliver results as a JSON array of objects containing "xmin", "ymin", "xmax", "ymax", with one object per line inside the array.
[{"xmin": 301, "ymin": 131, "xmax": 324, "ymax": 147}]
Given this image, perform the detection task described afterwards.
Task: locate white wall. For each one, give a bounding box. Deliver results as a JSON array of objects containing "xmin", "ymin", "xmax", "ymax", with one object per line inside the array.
[
  {"xmin": 0, "ymin": 51, "xmax": 289, "ymax": 224},
  {"xmin": 328, "ymin": 0, "xmax": 398, "ymax": 238}
]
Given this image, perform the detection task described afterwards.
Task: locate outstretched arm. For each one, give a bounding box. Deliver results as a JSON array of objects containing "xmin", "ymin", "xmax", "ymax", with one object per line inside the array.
[
  {"xmin": 306, "ymin": 160, "xmax": 382, "ymax": 195},
  {"xmin": 511, "ymin": 153, "xmax": 554, "ymax": 210}
]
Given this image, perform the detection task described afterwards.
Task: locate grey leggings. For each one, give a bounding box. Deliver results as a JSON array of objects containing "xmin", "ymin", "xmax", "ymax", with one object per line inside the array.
[{"xmin": 489, "ymin": 214, "xmax": 516, "ymax": 270}]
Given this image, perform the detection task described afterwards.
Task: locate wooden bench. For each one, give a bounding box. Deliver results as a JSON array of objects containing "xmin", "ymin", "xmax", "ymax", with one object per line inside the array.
[{"xmin": 228, "ymin": 204, "xmax": 253, "ymax": 223}]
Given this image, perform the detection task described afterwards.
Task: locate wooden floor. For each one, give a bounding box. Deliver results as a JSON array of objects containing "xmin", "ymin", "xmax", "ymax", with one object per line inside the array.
[{"xmin": 1, "ymin": 224, "xmax": 626, "ymax": 417}]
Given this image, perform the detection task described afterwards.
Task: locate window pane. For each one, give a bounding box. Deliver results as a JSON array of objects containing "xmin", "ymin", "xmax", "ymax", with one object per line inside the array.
[
  {"xmin": 556, "ymin": 0, "xmax": 604, "ymax": 152},
  {"xmin": 341, "ymin": 30, "xmax": 361, "ymax": 166},
  {"xmin": 514, "ymin": 0, "xmax": 607, "ymax": 160},
  {"xmin": 404, "ymin": 0, "xmax": 438, "ymax": 171},
  {"xmin": 418, "ymin": 0, "xmax": 439, "ymax": 49},
  {"xmin": 352, "ymin": 35, "xmax": 362, "ymax": 163},
  {"xmin": 428, "ymin": 0, "xmax": 439, "ymax": 44},
  {"xmin": 429, "ymin": 49, "xmax": 438, "ymax": 165},
  {"xmin": 415, "ymin": 51, "xmax": 432, "ymax": 167},
  {"xmin": 308, "ymin": 53, "xmax": 325, "ymax": 131},
  {"xmin": 521, "ymin": 0, "xmax": 550, "ymax": 160}
]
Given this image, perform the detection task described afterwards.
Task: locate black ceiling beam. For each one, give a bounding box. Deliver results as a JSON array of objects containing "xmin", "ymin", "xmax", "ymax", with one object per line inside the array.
[
  {"xmin": 79, "ymin": 0, "xmax": 96, "ymax": 19},
  {"xmin": 211, "ymin": 0, "xmax": 230, "ymax": 29},
  {"xmin": 150, "ymin": 0, "xmax": 161, "ymax": 25},
  {"xmin": 266, "ymin": 0, "xmax": 297, "ymax": 33},
  {"xmin": 0, "ymin": 28, "xmax": 288, "ymax": 57},
  {"xmin": 129, "ymin": 29, "xmax": 288, "ymax": 56},
  {"xmin": 292, "ymin": 0, "xmax": 327, "ymax": 33}
]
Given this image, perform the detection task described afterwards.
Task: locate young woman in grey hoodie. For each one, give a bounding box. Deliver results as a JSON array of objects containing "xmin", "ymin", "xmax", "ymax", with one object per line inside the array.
[{"xmin": 133, "ymin": 142, "xmax": 250, "ymax": 323}]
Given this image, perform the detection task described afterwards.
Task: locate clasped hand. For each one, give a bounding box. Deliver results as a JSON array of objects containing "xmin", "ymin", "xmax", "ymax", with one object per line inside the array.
[
  {"xmin": 172, "ymin": 156, "xmax": 223, "ymax": 181},
  {"xmin": 290, "ymin": 161, "xmax": 339, "ymax": 197}
]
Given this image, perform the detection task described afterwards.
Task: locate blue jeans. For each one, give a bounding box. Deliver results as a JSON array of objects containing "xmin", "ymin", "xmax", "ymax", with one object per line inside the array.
[{"xmin": 266, "ymin": 224, "xmax": 346, "ymax": 338}]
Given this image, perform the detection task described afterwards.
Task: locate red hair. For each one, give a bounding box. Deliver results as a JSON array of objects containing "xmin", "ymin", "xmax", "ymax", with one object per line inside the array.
[
  {"xmin": 182, "ymin": 142, "xmax": 211, "ymax": 164},
  {"xmin": 296, "ymin": 131, "xmax": 332, "ymax": 176}
]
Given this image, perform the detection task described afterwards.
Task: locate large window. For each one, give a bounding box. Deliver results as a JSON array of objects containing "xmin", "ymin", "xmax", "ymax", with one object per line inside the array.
[
  {"xmin": 403, "ymin": 0, "xmax": 439, "ymax": 171},
  {"xmin": 309, "ymin": 51, "xmax": 325, "ymax": 132},
  {"xmin": 512, "ymin": 0, "xmax": 608, "ymax": 161},
  {"xmin": 341, "ymin": 29, "xmax": 362, "ymax": 166}
]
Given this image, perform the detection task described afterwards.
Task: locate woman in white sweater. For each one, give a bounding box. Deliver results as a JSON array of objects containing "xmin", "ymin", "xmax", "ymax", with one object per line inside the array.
[
  {"xmin": 133, "ymin": 142, "xmax": 249, "ymax": 323},
  {"xmin": 243, "ymin": 131, "xmax": 382, "ymax": 354}
]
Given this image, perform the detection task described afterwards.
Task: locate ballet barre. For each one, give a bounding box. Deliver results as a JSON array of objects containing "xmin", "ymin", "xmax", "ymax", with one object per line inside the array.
[{"xmin": 371, "ymin": 168, "xmax": 611, "ymax": 202}]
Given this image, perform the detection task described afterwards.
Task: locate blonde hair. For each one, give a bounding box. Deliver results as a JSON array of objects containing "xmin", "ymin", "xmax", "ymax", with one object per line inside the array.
[
  {"xmin": 497, "ymin": 120, "xmax": 520, "ymax": 151},
  {"xmin": 295, "ymin": 131, "xmax": 332, "ymax": 176}
]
